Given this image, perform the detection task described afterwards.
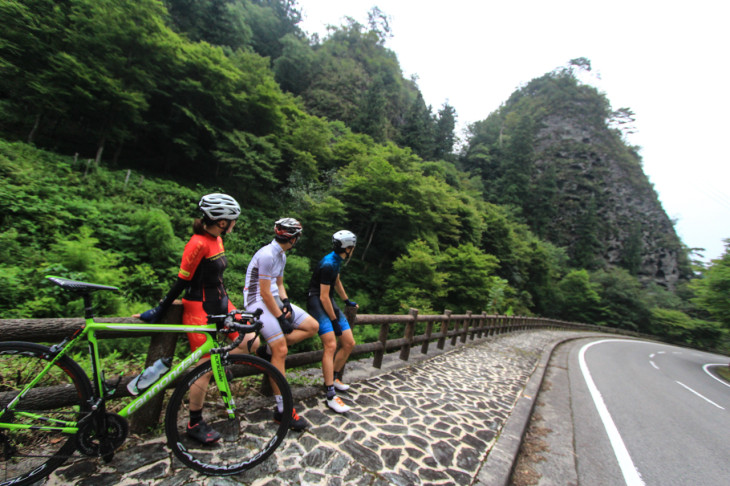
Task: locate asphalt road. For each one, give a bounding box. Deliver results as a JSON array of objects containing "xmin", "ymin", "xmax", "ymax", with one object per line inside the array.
[{"xmin": 513, "ymin": 337, "xmax": 730, "ymax": 486}]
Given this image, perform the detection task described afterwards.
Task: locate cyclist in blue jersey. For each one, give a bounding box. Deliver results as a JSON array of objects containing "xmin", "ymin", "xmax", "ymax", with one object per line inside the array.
[{"xmin": 307, "ymin": 230, "xmax": 359, "ymax": 413}]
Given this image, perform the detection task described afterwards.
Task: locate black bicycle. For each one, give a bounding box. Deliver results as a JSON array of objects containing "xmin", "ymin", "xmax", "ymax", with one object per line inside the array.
[{"xmin": 0, "ymin": 277, "xmax": 293, "ymax": 486}]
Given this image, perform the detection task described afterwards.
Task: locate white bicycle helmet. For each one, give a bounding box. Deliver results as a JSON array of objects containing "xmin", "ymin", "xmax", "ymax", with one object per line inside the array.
[
  {"xmin": 198, "ymin": 193, "xmax": 241, "ymax": 221},
  {"xmin": 333, "ymin": 230, "xmax": 357, "ymax": 251},
  {"xmin": 274, "ymin": 218, "xmax": 303, "ymax": 242}
]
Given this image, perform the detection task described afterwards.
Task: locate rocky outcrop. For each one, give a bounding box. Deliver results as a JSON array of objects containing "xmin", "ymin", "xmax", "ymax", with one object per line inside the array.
[{"xmin": 533, "ymin": 111, "xmax": 684, "ymax": 289}]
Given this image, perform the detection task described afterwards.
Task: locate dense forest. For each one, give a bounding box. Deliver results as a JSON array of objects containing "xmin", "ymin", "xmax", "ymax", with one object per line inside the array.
[{"xmin": 1, "ymin": 0, "xmax": 728, "ymax": 354}]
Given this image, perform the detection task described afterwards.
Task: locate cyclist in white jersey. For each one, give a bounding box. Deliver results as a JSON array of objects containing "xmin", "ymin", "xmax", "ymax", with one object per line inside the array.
[{"xmin": 243, "ymin": 218, "xmax": 318, "ymax": 430}]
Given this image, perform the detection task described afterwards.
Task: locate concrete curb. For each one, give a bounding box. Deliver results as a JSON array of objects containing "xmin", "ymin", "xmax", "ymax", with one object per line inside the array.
[{"xmin": 473, "ymin": 336, "xmax": 586, "ymax": 486}]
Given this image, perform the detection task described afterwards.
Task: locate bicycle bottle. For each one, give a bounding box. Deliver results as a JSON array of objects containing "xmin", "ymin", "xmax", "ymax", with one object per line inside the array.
[{"xmin": 127, "ymin": 357, "xmax": 172, "ymax": 395}]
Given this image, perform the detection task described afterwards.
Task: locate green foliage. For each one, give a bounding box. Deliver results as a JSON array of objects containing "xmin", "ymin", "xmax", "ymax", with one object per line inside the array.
[
  {"xmin": 590, "ymin": 268, "xmax": 651, "ymax": 332},
  {"xmin": 691, "ymin": 240, "xmax": 730, "ymax": 328},
  {"xmin": 383, "ymin": 240, "xmax": 511, "ymax": 315},
  {"xmin": 556, "ymin": 270, "xmax": 603, "ymax": 323},
  {"xmin": 439, "ymin": 244, "xmax": 500, "ymax": 313},
  {"xmin": 282, "ymin": 254, "xmax": 311, "ymax": 306},
  {"xmin": 648, "ymin": 308, "xmax": 725, "ymax": 350},
  {"xmin": 384, "ymin": 240, "xmax": 447, "ymax": 314}
]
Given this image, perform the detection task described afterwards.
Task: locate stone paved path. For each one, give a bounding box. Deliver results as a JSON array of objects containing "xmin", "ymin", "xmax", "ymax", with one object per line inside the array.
[{"xmin": 45, "ymin": 330, "xmax": 588, "ymax": 486}]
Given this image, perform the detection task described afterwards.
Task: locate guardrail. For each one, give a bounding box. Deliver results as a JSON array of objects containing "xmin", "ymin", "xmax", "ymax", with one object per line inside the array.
[{"xmin": 0, "ymin": 305, "xmax": 630, "ymax": 431}]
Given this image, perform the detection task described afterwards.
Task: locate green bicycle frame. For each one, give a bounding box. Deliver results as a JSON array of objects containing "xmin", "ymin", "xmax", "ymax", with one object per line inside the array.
[{"xmin": 1, "ymin": 318, "xmax": 235, "ymax": 434}]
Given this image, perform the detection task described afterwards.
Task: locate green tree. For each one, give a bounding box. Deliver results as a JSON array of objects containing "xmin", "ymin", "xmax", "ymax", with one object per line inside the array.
[
  {"xmin": 592, "ymin": 268, "xmax": 651, "ymax": 331},
  {"xmin": 621, "ymin": 221, "xmax": 643, "ymax": 275},
  {"xmin": 439, "ymin": 243, "xmax": 500, "ymax": 313},
  {"xmin": 572, "ymin": 195, "xmax": 602, "ymax": 269},
  {"xmin": 648, "ymin": 308, "xmax": 725, "ymax": 349},
  {"xmin": 273, "ymin": 33, "xmax": 316, "ymax": 94},
  {"xmin": 384, "ymin": 240, "xmax": 447, "ymax": 313},
  {"xmin": 353, "ymin": 76, "xmax": 388, "ymax": 142},
  {"xmin": 556, "ymin": 269, "xmax": 602, "ymax": 323},
  {"xmin": 500, "ymin": 113, "xmax": 535, "ymax": 206},
  {"xmin": 0, "ymin": 0, "xmax": 68, "ymax": 142},
  {"xmin": 243, "ymin": 0, "xmax": 302, "ymax": 59},
  {"xmin": 433, "ymin": 103, "xmax": 457, "ymax": 161},
  {"xmin": 164, "ymin": 0, "xmax": 253, "ymax": 49},
  {"xmin": 398, "ymin": 92, "xmax": 435, "ymax": 159},
  {"xmin": 691, "ymin": 240, "xmax": 730, "ymax": 328}
]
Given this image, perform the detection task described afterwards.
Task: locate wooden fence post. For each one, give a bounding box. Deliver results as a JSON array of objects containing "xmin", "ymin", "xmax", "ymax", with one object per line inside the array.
[
  {"xmin": 421, "ymin": 316, "xmax": 434, "ymax": 355},
  {"xmin": 438, "ymin": 310, "xmax": 451, "ymax": 350},
  {"xmin": 130, "ymin": 302, "xmax": 182, "ymax": 434},
  {"xmin": 450, "ymin": 314, "xmax": 460, "ymax": 347},
  {"xmin": 461, "ymin": 311, "xmax": 471, "ymax": 343},
  {"xmin": 373, "ymin": 320, "xmax": 390, "ymax": 369},
  {"xmin": 478, "ymin": 312, "xmax": 487, "ymax": 338},
  {"xmin": 400, "ymin": 308, "xmax": 418, "ymax": 361}
]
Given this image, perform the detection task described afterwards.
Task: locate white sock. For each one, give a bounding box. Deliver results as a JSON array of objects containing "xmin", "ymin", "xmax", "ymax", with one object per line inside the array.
[{"xmin": 275, "ymin": 395, "xmax": 284, "ymax": 413}]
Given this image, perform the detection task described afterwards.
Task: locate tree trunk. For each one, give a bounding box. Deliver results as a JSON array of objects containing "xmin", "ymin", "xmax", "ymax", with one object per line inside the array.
[
  {"xmin": 95, "ymin": 133, "xmax": 106, "ymax": 166},
  {"xmin": 28, "ymin": 113, "xmax": 42, "ymax": 144},
  {"xmin": 360, "ymin": 222, "xmax": 377, "ymax": 262}
]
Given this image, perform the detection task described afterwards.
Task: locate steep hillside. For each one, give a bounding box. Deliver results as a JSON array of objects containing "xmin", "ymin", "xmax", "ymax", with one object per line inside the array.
[{"xmin": 463, "ymin": 65, "xmax": 691, "ymax": 289}]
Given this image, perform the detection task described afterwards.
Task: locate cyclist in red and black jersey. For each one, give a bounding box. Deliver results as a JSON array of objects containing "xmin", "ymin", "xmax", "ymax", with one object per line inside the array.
[{"xmin": 138, "ymin": 193, "xmax": 258, "ymax": 444}]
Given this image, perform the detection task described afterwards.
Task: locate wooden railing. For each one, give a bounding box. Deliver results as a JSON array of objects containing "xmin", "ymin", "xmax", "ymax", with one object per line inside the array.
[{"xmin": 0, "ymin": 305, "xmax": 630, "ymax": 430}]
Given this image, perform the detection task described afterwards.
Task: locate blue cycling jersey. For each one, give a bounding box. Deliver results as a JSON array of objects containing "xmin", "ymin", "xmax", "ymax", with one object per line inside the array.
[{"xmin": 307, "ymin": 251, "xmax": 342, "ymax": 297}]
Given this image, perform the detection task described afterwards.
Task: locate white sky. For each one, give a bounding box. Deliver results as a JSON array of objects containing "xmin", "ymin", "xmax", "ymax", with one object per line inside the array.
[{"xmin": 296, "ymin": 0, "xmax": 730, "ymax": 263}]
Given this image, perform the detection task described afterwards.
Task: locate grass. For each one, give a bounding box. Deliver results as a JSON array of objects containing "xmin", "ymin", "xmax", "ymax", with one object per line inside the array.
[{"xmin": 717, "ymin": 365, "xmax": 730, "ymax": 383}]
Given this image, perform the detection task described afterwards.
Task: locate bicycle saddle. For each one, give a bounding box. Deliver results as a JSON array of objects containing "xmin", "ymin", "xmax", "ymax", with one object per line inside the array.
[{"xmin": 47, "ymin": 276, "xmax": 120, "ymax": 292}]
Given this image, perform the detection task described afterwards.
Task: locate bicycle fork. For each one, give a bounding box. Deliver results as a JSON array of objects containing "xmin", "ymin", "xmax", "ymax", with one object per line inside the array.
[{"xmin": 210, "ymin": 353, "xmax": 236, "ymax": 418}]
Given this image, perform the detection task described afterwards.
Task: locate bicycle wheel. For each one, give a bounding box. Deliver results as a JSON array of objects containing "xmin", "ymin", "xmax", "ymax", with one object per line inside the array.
[
  {"xmin": 165, "ymin": 354, "xmax": 293, "ymax": 475},
  {"xmin": 0, "ymin": 341, "xmax": 93, "ymax": 486}
]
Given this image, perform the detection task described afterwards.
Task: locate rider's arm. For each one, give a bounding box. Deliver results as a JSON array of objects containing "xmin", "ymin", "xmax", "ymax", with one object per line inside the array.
[
  {"xmin": 276, "ymin": 276, "xmax": 288, "ymax": 302},
  {"xmin": 333, "ymin": 275, "xmax": 349, "ymax": 302},
  {"xmin": 160, "ymin": 236, "xmax": 206, "ymax": 308},
  {"xmin": 260, "ymin": 278, "xmax": 285, "ymax": 318},
  {"xmin": 160, "ymin": 277, "xmax": 188, "ymax": 309},
  {"xmin": 334, "ymin": 274, "xmax": 358, "ymax": 309},
  {"xmin": 319, "ymin": 283, "xmax": 337, "ymax": 321}
]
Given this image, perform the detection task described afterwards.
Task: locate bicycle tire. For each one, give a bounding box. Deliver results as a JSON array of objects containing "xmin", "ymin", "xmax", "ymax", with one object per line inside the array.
[
  {"xmin": 165, "ymin": 354, "xmax": 293, "ymax": 475},
  {"xmin": 0, "ymin": 341, "xmax": 93, "ymax": 486}
]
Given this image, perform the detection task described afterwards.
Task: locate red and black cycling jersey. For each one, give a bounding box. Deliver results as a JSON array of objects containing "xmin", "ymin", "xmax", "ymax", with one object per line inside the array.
[{"xmin": 178, "ymin": 232, "xmax": 230, "ymax": 314}]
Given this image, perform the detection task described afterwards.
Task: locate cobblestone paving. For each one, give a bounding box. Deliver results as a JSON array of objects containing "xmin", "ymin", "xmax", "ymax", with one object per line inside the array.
[{"xmin": 46, "ymin": 330, "xmax": 586, "ymax": 486}]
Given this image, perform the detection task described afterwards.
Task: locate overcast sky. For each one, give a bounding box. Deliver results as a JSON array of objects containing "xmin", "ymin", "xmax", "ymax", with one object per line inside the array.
[{"xmin": 296, "ymin": 0, "xmax": 730, "ymax": 263}]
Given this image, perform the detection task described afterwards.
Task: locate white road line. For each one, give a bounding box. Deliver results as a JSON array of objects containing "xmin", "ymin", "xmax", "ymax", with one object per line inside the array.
[
  {"xmin": 703, "ymin": 364, "xmax": 730, "ymax": 389},
  {"xmin": 650, "ymin": 361, "xmax": 659, "ymax": 370},
  {"xmin": 675, "ymin": 381, "xmax": 725, "ymax": 410},
  {"xmin": 580, "ymin": 340, "xmax": 645, "ymax": 486}
]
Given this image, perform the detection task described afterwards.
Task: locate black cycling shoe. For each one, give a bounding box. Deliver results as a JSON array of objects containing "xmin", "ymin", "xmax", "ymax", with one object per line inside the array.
[
  {"xmin": 256, "ymin": 346, "xmax": 272, "ymax": 362},
  {"xmin": 186, "ymin": 419, "xmax": 221, "ymax": 444},
  {"xmin": 273, "ymin": 407, "xmax": 309, "ymax": 431}
]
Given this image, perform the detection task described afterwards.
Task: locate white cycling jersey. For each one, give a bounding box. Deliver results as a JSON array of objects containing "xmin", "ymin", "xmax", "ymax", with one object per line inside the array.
[
  {"xmin": 243, "ymin": 239, "xmax": 311, "ymax": 343},
  {"xmin": 244, "ymin": 239, "xmax": 286, "ymax": 306}
]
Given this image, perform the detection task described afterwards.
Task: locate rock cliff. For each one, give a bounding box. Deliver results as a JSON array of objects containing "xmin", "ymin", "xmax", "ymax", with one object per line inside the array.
[{"xmin": 534, "ymin": 111, "xmax": 685, "ymax": 288}]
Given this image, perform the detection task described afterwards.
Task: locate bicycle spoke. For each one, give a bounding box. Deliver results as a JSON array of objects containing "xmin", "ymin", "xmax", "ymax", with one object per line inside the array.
[
  {"xmin": 164, "ymin": 354, "xmax": 292, "ymax": 475},
  {"xmin": 0, "ymin": 342, "xmax": 92, "ymax": 486}
]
